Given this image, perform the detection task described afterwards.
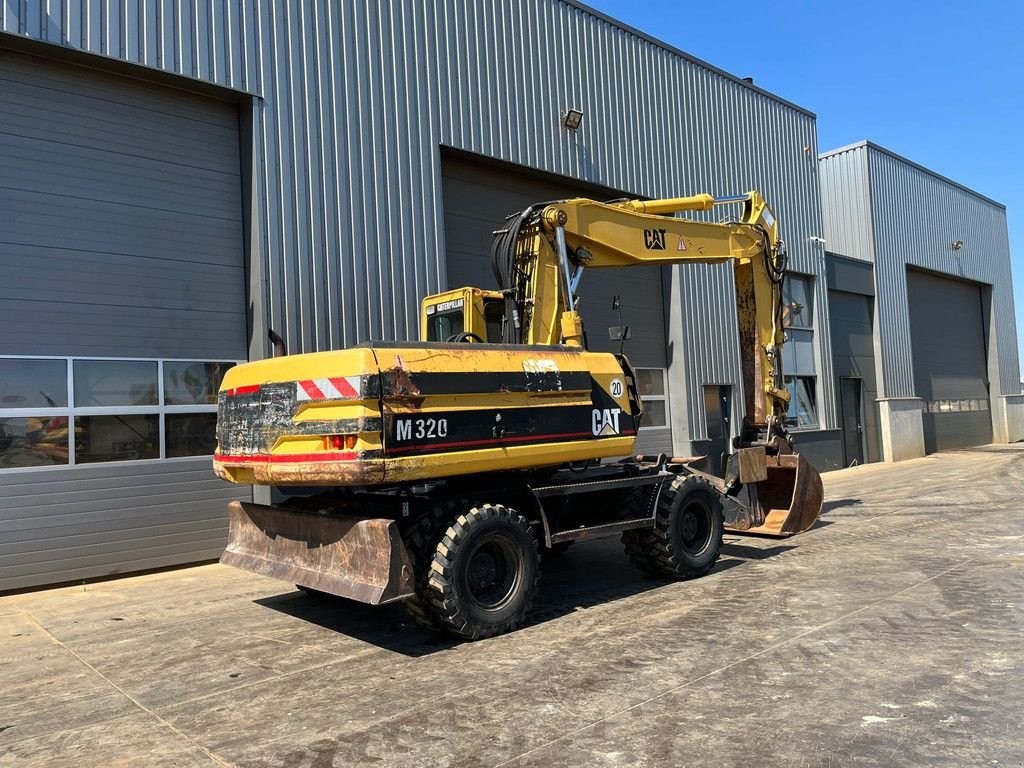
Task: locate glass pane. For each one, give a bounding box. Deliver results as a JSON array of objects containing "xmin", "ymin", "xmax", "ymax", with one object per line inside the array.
[
  {"xmin": 484, "ymin": 300, "xmax": 505, "ymax": 343},
  {"xmin": 427, "ymin": 312, "xmax": 464, "ymax": 342},
  {"xmin": 74, "ymin": 361, "xmax": 158, "ymax": 406},
  {"xmin": 783, "ymin": 275, "xmax": 814, "ymax": 328},
  {"xmin": 635, "ymin": 368, "xmax": 665, "ymax": 397},
  {"xmin": 76, "ymin": 414, "xmax": 159, "ymax": 463},
  {"xmin": 164, "ymin": 362, "xmax": 236, "ymax": 405},
  {"xmin": 166, "ymin": 413, "xmax": 218, "ymax": 457},
  {"xmin": 785, "ymin": 377, "xmax": 818, "ymax": 429},
  {"xmin": 0, "ymin": 417, "xmax": 70, "ymax": 467},
  {"xmin": 640, "ymin": 399, "xmax": 667, "ymax": 428},
  {"xmin": 0, "ymin": 359, "xmax": 68, "ymax": 409},
  {"xmin": 782, "ymin": 329, "xmax": 816, "ymax": 376}
]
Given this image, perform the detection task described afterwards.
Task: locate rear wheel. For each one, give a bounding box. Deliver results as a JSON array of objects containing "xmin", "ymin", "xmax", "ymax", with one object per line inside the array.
[
  {"xmin": 622, "ymin": 475, "xmax": 723, "ymax": 578},
  {"xmin": 415, "ymin": 503, "xmax": 540, "ymax": 640}
]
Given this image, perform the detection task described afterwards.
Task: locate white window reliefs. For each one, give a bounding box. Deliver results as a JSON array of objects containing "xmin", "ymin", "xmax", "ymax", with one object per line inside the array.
[
  {"xmin": 0, "ymin": 357, "xmax": 239, "ymax": 471},
  {"xmin": 634, "ymin": 367, "xmax": 670, "ymax": 430}
]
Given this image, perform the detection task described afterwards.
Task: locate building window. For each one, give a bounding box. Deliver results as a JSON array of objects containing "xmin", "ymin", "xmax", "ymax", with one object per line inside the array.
[
  {"xmin": 0, "ymin": 357, "xmax": 238, "ymax": 471},
  {"xmin": 781, "ymin": 273, "xmax": 818, "ymax": 431},
  {"xmin": 634, "ymin": 368, "xmax": 669, "ymax": 429},
  {"xmin": 783, "ymin": 274, "xmax": 814, "ymax": 329},
  {"xmin": 785, "ymin": 376, "xmax": 818, "ymax": 429}
]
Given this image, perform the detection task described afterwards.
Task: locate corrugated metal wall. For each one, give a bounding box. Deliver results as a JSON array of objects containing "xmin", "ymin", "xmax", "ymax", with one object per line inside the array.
[
  {"xmin": 819, "ymin": 141, "xmax": 1020, "ymax": 399},
  {"xmin": 3, "ymin": 0, "xmax": 835, "ymax": 445},
  {"xmin": 819, "ymin": 144, "xmax": 874, "ymax": 264}
]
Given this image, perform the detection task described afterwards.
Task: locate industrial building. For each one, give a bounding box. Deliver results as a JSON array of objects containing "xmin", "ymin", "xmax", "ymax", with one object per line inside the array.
[
  {"xmin": 0, "ymin": 1, "xmax": 1018, "ymax": 591},
  {"xmin": 820, "ymin": 142, "xmax": 1022, "ymax": 464}
]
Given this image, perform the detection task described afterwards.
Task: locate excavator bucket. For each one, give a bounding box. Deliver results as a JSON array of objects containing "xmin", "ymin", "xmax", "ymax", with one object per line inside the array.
[
  {"xmin": 723, "ymin": 452, "xmax": 824, "ymax": 536},
  {"xmin": 220, "ymin": 501, "xmax": 415, "ymax": 604}
]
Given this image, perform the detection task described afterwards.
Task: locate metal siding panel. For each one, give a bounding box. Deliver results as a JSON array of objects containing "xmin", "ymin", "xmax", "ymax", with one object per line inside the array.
[{"xmin": 820, "ymin": 145, "xmax": 875, "ymax": 264}]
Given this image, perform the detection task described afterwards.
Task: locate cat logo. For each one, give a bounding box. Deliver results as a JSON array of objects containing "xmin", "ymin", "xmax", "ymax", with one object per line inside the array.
[
  {"xmin": 591, "ymin": 408, "xmax": 622, "ymax": 436},
  {"xmin": 643, "ymin": 228, "xmax": 667, "ymax": 250}
]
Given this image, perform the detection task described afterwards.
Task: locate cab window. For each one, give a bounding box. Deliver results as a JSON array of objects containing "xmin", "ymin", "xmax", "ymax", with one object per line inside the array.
[
  {"xmin": 484, "ymin": 300, "xmax": 505, "ymax": 343},
  {"xmin": 426, "ymin": 310, "xmax": 464, "ymax": 342}
]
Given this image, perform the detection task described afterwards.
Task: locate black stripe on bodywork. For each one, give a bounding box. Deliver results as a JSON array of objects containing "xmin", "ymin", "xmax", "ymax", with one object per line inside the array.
[
  {"xmin": 383, "ymin": 376, "xmax": 637, "ymax": 457},
  {"xmin": 381, "ymin": 370, "xmax": 592, "ymax": 397}
]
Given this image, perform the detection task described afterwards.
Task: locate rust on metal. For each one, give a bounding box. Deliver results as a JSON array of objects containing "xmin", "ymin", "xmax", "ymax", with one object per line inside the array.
[
  {"xmin": 384, "ymin": 353, "xmax": 422, "ymax": 399},
  {"xmin": 220, "ymin": 501, "xmax": 414, "ymax": 604},
  {"xmin": 727, "ymin": 452, "xmax": 823, "ymax": 536},
  {"xmin": 213, "ymin": 458, "xmax": 386, "ymax": 486}
]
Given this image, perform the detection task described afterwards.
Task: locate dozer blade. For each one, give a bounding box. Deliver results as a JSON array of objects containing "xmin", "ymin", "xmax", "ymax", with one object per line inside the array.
[
  {"xmin": 220, "ymin": 501, "xmax": 415, "ymax": 604},
  {"xmin": 725, "ymin": 453, "xmax": 824, "ymax": 536}
]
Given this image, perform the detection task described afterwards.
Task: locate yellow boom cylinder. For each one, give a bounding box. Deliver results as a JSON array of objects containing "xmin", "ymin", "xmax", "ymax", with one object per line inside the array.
[{"xmin": 621, "ymin": 193, "xmax": 716, "ymax": 215}]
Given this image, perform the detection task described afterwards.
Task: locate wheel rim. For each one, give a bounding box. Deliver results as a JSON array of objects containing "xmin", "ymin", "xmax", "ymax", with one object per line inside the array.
[
  {"xmin": 678, "ymin": 499, "xmax": 713, "ymax": 555},
  {"xmin": 462, "ymin": 533, "xmax": 522, "ymax": 612}
]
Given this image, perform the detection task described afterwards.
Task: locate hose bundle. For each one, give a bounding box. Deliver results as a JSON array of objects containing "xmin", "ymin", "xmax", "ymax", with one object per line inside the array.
[{"xmin": 490, "ymin": 206, "xmax": 542, "ymax": 343}]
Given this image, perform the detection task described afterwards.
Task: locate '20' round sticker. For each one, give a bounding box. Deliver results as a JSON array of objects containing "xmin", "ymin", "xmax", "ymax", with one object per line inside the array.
[{"xmin": 610, "ymin": 378, "xmax": 624, "ymax": 398}]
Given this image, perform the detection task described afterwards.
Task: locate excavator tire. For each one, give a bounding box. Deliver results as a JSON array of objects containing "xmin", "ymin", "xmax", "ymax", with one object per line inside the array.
[
  {"xmin": 622, "ymin": 475, "xmax": 723, "ymax": 579},
  {"xmin": 424, "ymin": 503, "xmax": 540, "ymax": 640},
  {"xmin": 400, "ymin": 498, "xmax": 466, "ymax": 633}
]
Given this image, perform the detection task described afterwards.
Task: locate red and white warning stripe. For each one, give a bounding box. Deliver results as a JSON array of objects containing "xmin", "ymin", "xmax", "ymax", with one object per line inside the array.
[{"xmin": 296, "ymin": 376, "xmax": 361, "ymax": 402}]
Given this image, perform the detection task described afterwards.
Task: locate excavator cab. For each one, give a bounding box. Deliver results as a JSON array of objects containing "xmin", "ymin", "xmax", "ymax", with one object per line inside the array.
[{"xmin": 420, "ymin": 287, "xmax": 505, "ymax": 343}]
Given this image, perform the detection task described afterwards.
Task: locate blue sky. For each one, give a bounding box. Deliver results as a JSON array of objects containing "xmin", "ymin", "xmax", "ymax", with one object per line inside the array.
[{"xmin": 587, "ymin": 0, "xmax": 1024, "ymax": 366}]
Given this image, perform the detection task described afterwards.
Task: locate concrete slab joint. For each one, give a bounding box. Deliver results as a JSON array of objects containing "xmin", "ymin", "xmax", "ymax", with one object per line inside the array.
[{"xmin": 877, "ymin": 397, "xmax": 925, "ymax": 462}]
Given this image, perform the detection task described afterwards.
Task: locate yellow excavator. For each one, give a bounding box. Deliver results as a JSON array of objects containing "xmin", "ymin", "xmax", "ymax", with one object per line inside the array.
[{"xmin": 213, "ymin": 191, "xmax": 823, "ymax": 639}]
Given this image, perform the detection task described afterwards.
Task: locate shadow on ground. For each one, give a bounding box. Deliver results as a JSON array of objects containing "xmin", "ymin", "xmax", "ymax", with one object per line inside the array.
[
  {"xmin": 821, "ymin": 498, "xmax": 862, "ymax": 515},
  {"xmin": 253, "ymin": 535, "xmax": 794, "ymax": 656}
]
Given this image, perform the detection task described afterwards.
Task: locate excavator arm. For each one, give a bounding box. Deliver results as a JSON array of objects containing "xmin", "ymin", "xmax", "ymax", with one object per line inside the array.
[{"xmin": 490, "ymin": 191, "xmax": 791, "ymax": 442}]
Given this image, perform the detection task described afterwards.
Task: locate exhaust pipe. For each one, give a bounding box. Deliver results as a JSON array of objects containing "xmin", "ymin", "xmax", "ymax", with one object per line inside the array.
[{"xmin": 268, "ymin": 328, "xmax": 287, "ymax": 357}]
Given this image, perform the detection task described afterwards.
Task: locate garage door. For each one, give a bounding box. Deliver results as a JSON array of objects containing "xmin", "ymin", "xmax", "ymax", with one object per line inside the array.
[
  {"xmin": 0, "ymin": 50, "xmax": 247, "ymax": 591},
  {"xmin": 440, "ymin": 153, "xmax": 672, "ymax": 454},
  {"xmin": 906, "ymin": 269, "xmax": 992, "ymax": 453}
]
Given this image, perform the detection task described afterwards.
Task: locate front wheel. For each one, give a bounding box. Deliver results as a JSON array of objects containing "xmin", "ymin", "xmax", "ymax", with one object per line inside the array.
[
  {"xmin": 622, "ymin": 475, "xmax": 723, "ymax": 579},
  {"xmin": 424, "ymin": 503, "xmax": 540, "ymax": 640}
]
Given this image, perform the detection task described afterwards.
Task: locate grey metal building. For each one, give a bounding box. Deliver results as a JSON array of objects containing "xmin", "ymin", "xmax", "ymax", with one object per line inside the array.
[
  {"xmin": 820, "ymin": 141, "xmax": 1023, "ymax": 463},
  {"xmin": 0, "ymin": 1, "xmax": 1013, "ymax": 590}
]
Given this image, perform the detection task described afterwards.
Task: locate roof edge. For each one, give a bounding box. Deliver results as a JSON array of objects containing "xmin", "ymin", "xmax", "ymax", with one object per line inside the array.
[
  {"xmin": 819, "ymin": 140, "xmax": 1006, "ymax": 210},
  {"xmin": 562, "ymin": 0, "xmax": 816, "ymax": 120}
]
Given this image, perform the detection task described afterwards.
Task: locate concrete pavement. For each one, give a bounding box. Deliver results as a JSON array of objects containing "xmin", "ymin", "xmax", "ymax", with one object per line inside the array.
[{"xmin": 2, "ymin": 444, "xmax": 1023, "ymax": 767}]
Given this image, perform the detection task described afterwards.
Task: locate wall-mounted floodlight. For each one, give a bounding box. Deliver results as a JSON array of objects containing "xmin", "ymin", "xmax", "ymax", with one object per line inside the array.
[
  {"xmin": 562, "ymin": 108, "xmax": 584, "ymax": 131},
  {"xmin": 951, "ymin": 240, "xmax": 964, "ymax": 251}
]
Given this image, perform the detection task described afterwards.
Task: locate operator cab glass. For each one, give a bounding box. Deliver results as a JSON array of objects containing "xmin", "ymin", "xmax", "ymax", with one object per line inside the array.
[
  {"xmin": 425, "ymin": 307, "xmax": 465, "ymax": 342},
  {"xmin": 483, "ymin": 299, "xmax": 504, "ymax": 342},
  {"xmin": 425, "ymin": 295, "xmax": 506, "ymax": 343}
]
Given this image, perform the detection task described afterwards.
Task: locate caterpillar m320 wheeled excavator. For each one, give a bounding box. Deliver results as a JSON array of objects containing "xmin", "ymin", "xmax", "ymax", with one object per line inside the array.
[{"xmin": 213, "ymin": 191, "xmax": 823, "ymax": 639}]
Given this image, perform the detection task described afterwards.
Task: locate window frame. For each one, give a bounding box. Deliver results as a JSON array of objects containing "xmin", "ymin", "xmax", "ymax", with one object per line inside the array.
[
  {"xmin": 633, "ymin": 366, "xmax": 671, "ymax": 432},
  {"xmin": 0, "ymin": 355, "xmax": 243, "ymax": 473}
]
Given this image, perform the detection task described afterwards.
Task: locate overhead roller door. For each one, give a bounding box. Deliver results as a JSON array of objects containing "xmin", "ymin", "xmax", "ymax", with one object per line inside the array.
[
  {"xmin": 0, "ymin": 50, "xmax": 247, "ymax": 591},
  {"xmin": 906, "ymin": 269, "xmax": 992, "ymax": 452},
  {"xmin": 440, "ymin": 152, "xmax": 672, "ymax": 454}
]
